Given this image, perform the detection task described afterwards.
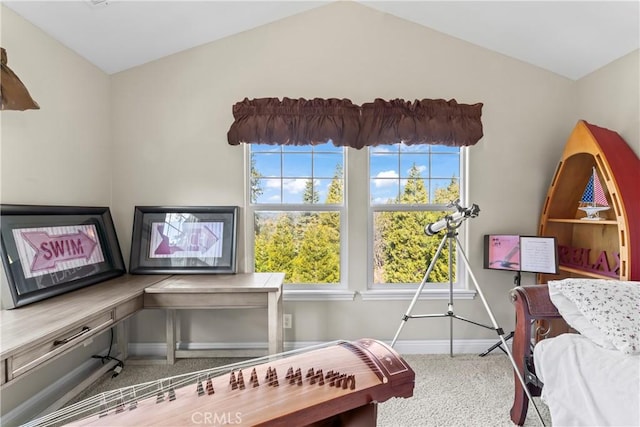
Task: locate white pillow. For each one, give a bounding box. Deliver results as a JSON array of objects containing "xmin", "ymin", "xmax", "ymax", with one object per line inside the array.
[{"xmin": 548, "ymin": 279, "xmax": 640, "ymax": 355}]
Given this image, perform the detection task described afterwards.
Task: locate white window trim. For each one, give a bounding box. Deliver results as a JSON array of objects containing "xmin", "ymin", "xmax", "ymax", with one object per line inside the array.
[
  {"xmin": 366, "ymin": 146, "xmax": 472, "ymax": 292},
  {"xmin": 244, "ymin": 145, "xmax": 348, "ymax": 291},
  {"xmin": 244, "ymin": 145, "xmax": 477, "ymax": 301}
]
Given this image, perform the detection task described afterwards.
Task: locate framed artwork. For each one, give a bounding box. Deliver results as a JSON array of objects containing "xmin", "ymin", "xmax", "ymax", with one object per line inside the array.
[
  {"xmin": 0, "ymin": 204, "xmax": 126, "ymax": 309},
  {"xmin": 129, "ymin": 206, "xmax": 238, "ymax": 274}
]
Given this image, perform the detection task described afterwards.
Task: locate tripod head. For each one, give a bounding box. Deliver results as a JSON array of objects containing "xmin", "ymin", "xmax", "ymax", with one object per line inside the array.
[{"xmin": 424, "ymin": 200, "xmax": 480, "ymax": 236}]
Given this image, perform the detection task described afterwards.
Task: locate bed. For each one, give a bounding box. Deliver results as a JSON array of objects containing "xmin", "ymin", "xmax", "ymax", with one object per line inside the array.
[{"xmin": 509, "ymin": 278, "xmax": 640, "ymax": 426}]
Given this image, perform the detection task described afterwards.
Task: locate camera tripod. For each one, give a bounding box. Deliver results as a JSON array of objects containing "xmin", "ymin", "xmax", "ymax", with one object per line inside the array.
[{"xmin": 390, "ymin": 219, "xmax": 545, "ymax": 426}]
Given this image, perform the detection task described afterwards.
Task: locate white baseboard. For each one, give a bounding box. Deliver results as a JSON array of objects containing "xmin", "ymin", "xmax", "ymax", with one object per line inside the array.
[{"xmin": 128, "ymin": 338, "xmax": 512, "ymax": 357}]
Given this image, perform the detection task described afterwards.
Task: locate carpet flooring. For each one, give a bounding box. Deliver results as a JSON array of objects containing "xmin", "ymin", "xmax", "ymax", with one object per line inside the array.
[{"xmin": 64, "ymin": 352, "xmax": 551, "ymax": 426}]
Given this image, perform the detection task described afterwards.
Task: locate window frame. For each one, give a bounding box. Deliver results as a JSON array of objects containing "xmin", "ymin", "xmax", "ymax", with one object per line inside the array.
[
  {"xmin": 244, "ymin": 144, "xmax": 473, "ymax": 301},
  {"xmin": 367, "ymin": 145, "xmax": 470, "ymax": 291},
  {"xmin": 245, "ymin": 144, "xmax": 348, "ymax": 291}
]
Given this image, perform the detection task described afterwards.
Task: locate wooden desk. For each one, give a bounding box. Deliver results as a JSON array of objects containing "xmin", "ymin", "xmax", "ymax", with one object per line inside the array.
[
  {"xmin": 143, "ymin": 273, "xmax": 284, "ymax": 363},
  {"xmin": 0, "ymin": 274, "xmax": 169, "ymax": 387}
]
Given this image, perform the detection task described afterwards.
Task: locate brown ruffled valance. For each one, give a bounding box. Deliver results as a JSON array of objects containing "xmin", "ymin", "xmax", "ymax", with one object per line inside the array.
[{"xmin": 227, "ymin": 97, "xmax": 483, "ymax": 149}]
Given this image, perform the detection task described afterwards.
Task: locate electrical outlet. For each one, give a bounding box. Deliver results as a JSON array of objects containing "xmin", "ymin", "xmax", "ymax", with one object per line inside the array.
[{"xmin": 283, "ymin": 314, "xmax": 292, "ymax": 329}]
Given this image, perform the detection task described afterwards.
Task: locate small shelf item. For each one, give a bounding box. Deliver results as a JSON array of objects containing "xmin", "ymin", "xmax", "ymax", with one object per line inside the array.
[{"xmin": 578, "ymin": 167, "xmax": 610, "ymax": 220}]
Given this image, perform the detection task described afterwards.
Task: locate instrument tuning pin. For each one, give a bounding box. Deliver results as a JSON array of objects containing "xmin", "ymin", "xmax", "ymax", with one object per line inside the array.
[
  {"xmin": 295, "ymin": 368, "xmax": 303, "ymax": 386},
  {"xmin": 230, "ymin": 371, "xmax": 238, "ymax": 390},
  {"xmin": 206, "ymin": 376, "xmax": 215, "ymax": 395},
  {"xmin": 249, "ymin": 368, "xmax": 259, "ymax": 387},
  {"xmin": 286, "ymin": 366, "xmax": 294, "ymax": 383},
  {"xmin": 237, "ymin": 370, "xmax": 245, "ymax": 390}
]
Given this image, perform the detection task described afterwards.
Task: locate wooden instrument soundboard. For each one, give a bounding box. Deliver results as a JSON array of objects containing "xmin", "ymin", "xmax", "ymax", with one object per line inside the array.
[{"xmin": 27, "ymin": 339, "xmax": 414, "ymax": 426}]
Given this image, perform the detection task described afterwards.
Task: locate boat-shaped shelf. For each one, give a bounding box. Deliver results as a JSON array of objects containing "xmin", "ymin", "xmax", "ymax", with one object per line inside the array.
[{"xmin": 538, "ymin": 120, "xmax": 640, "ymax": 281}]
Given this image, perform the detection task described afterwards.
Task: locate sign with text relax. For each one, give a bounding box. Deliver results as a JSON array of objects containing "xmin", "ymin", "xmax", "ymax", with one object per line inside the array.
[{"xmin": 557, "ymin": 244, "xmax": 619, "ymax": 278}]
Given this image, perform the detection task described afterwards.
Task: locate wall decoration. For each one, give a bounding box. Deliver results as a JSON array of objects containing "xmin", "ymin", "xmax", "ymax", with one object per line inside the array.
[
  {"xmin": 0, "ymin": 205, "xmax": 125, "ymax": 308},
  {"xmin": 129, "ymin": 206, "xmax": 238, "ymax": 274}
]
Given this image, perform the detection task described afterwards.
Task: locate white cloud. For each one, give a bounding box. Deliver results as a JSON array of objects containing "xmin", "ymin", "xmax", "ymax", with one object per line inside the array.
[
  {"xmin": 374, "ymin": 170, "xmax": 399, "ymax": 188},
  {"xmin": 283, "ymin": 178, "xmax": 313, "ymax": 194}
]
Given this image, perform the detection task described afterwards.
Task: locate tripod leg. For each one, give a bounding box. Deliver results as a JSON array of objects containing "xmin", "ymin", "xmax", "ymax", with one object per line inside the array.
[
  {"xmin": 479, "ymin": 331, "xmax": 514, "ymax": 357},
  {"xmin": 391, "ymin": 234, "xmax": 449, "ymax": 348},
  {"xmin": 456, "ymin": 238, "xmax": 546, "ymax": 426}
]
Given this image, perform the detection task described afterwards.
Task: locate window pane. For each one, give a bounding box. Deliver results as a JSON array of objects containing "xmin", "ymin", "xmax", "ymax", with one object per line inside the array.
[
  {"xmin": 313, "ymin": 154, "xmax": 342, "ymax": 179},
  {"xmin": 371, "ymin": 178, "xmax": 399, "ymax": 204},
  {"xmin": 253, "ymin": 153, "xmax": 281, "ymax": 177},
  {"xmin": 251, "ymin": 145, "xmax": 344, "ymax": 206},
  {"xmin": 370, "ymin": 154, "xmax": 398, "ymax": 178},
  {"xmin": 373, "ymin": 211, "xmax": 456, "ymax": 284},
  {"xmin": 317, "ymin": 178, "xmax": 343, "ymax": 204},
  {"xmin": 431, "ymin": 178, "xmax": 460, "ymax": 204},
  {"xmin": 431, "ymin": 154, "xmax": 460, "ymax": 178},
  {"xmin": 400, "ymin": 155, "xmax": 428, "ymax": 178},
  {"xmin": 283, "ymin": 153, "xmax": 312, "ymax": 178},
  {"xmin": 254, "ymin": 178, "xmax": 281, "ymax": 204},
  {"xmin": 254, "ymin": 211, "xmax": 340, "ymax": 284}
]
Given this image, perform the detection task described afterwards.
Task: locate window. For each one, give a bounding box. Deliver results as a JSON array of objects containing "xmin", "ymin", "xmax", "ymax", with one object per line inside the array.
[
  {"xmin": 249, "ymin": 143, "xmax": 344, "ymax": 285},
  {"xmin": 246, "ymin": 141, "xmax": 466, "ymax": 291},
  {"xmin": 370, "ymin": 144, "xmax": 462, "ymax": 286}
]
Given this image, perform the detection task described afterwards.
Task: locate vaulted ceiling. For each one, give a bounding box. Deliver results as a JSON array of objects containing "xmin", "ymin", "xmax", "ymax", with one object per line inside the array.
[{"xmin": 3, "ymin": 1, "xmax": 639, "ymax": 80}]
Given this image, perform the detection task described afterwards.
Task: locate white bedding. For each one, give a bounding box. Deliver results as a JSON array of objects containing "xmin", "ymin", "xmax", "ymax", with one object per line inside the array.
[{"xmin": 534, "ymin": 333, "xmax": 640, "ymax": 426}]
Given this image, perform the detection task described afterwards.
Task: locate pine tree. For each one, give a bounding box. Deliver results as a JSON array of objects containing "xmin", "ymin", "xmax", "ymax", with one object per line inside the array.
[
  {"xmin": 303, "ymin": 179, "xmax": 319, "ymax": 204},
  {"xmin": 250, "ymin": 153, "xmax": 263, "ymax": 204},
  {"xmin": 255, "ymin": 214, "xmax": 297, "ymax": 283},
  {"xmin": 291, "ymin": 222, "xmax": 340, "ymax": 283}
]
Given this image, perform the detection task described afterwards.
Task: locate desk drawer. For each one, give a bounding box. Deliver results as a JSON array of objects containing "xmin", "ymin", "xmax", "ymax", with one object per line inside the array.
[{"xmin": 9, "ymin": 311, "xmax": 114, "ymax": 379}]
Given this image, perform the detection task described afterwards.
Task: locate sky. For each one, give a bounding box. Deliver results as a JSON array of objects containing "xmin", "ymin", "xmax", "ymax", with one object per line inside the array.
[{"xmin": 251, "ymin": 142, "xmax": 460, "ymax": 204}]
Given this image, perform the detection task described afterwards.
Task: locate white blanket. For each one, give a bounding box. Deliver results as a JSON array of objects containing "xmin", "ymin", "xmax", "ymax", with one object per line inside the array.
[{"xmin": 534, "ymin": 333, "xmax": 640, "ymax": 426}]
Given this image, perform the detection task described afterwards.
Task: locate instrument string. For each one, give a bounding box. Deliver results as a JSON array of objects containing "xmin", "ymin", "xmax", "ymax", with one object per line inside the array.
[{"xmin": 25, "ymin": 341, "xmax": 395, "ymax": 427}]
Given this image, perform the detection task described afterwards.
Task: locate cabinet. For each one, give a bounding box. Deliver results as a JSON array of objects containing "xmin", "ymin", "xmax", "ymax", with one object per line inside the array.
[{"xmin": 538, "ymin": 120, "xmax": 640, "ymax": 284}]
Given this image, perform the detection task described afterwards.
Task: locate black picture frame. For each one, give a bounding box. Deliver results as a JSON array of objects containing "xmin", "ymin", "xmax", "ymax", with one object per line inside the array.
[
  {"xmin": 0, "ymin": 204, "xmax": 126, "ymax": 309},
  {"xmin": 129, "ymin": 206, "xmax": 238, "ymax": 274}
]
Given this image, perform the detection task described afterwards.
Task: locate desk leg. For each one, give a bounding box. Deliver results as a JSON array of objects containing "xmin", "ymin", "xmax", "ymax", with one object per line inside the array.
[
  {"xmin": 116, "ymin": 321, "xmax": 128, "ymax": 360},
  {"xmin": 166, "ymin": 309, "xmax": 176, "ymax": 364},
  {"xmin": 268, "ymin": 291, "xmax": 283, "ymax": 354}
]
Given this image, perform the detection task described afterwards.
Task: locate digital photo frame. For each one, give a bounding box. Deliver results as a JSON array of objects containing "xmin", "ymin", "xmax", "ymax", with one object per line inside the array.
[{"xmin": 484, "ymin": 234, "xmax": 558, "ymax": 275}]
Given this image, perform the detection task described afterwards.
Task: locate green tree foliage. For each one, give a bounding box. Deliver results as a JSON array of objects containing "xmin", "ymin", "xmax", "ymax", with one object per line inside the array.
[
  {"xmin": 374, "ymin": 165, "xmax": 460, "ymax": 284},
  {"xmin": 254, "ymin": 164, "xmax": 343, "ymax": 284},
  {"xmin": 253, "ymin": 158, "xmax": 459, "ymax": 285},
  {"xmin": 303, "ymin": 179, "xmax": 319, "ymax": 204},
  {"xmin": 254, "ymin": 214, "xmax": 296, "ymax": 276}
]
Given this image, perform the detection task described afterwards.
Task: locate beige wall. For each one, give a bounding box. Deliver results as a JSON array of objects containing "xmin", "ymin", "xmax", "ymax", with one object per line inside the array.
[
  {"xmin": 0, "ymin": 5, "xmax": 113, "ymax": 421},
  {"xmin": 0, "ymin": 7, "xmax": 112, "ymax": 205},
  {"xmin": 576, "ymin": 49, "xmax": 640, "ymax": 157},
  {"xmin": 111, "ymin": 1, "xmax": 575, "ymax": 345}
]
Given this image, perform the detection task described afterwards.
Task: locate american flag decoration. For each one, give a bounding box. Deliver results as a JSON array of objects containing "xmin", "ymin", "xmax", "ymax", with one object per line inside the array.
[
  {"xmin": 580, "ymin": 167, "xmax": 609, "ymax": 207},
  {"xmin": 579, "ymin": 167, "xmax": 610, "ymax": 220}
]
